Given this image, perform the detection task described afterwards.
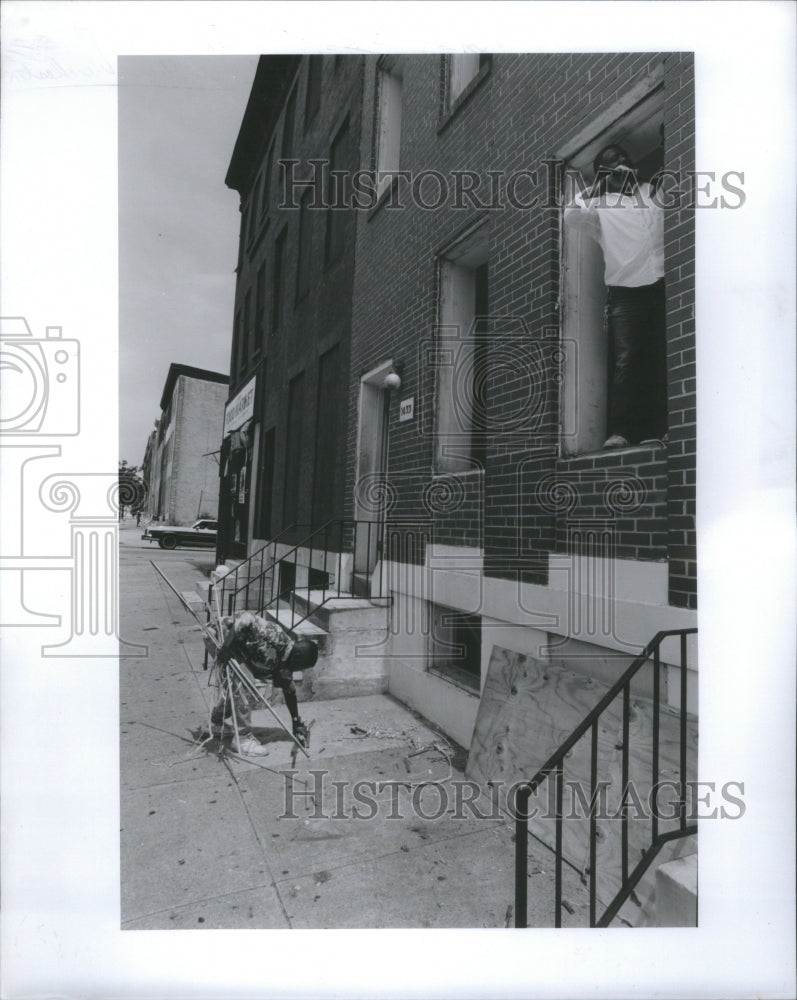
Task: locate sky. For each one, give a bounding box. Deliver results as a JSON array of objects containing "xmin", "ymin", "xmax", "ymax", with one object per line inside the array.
[{"xmin": 118, "ymin": 55, "xmax": 259, "ymax": 466}]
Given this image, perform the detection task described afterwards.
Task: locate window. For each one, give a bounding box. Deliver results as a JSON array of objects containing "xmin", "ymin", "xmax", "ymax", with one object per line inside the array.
[
  {"xmin": 448, "ymin": 53, "xmax": 490, "ymax": 106},
  {"xmin": 256, "ymin": 425, "xmax": 276, "ymax": 537},
  {"xmin": 295, "ymin": 188, "xmax": 314, "ymax": 303},
  {"xmin": 254, "ymin": 264, "xmax": 266, "ymax": 355},
  {"xmin": 304, "ymin": 55, "xmax": 323, "ymax": 128},
  {"xmin": 560, "ymin": 89, "xmax": 665, "ymax": 455},
  {"xmin": 231, "ymin": 309, "xmax": 242, "ymax": 377},
  {"xmin": 282, "ymin": 86, "xmax": 297, "ymax": 162},
  {"xmin": 272, "ymin": 227, "xmax": 287, "ymax": 330},
  {"xmin": 326, "ymin": 116, "xmax": 353, "ymax": 263},
  {"xmin": 260, "ymin": 142, "xmax": 274, "ymax": 220},
  {"xmin": 375, "ymin": 57, "xmax": 403, "ymax": 198},
  {"xmin": 242, "ymin": 199, "xmax": 253, "ymax": 250},
  {"xmin": 241, "ymin": 289, "xmax": 252, "ymax": 368},
  {"xmin": 435, "ymin": 223, "xmax": 490, "ymax": 473},
  {"xmin": 251, "ymin": 174, "xmax": 261, "ymax": 229},
  {"xmin": 312, "ymin": 345, "xmax": 341, "ymax": 525},
  {"xmin": 283, "ymin": 372, "xmax": 304, "ymax": 528},
  {"xmin": 428, "ymin": 603, "xmax": 482, "ymax": 691}
]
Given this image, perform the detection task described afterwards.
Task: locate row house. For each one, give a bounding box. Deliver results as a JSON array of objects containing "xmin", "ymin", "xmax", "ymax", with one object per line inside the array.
[
  {"xmin": 142, "ymin": 363, "xmax": 228, "ymax": 524},
  {"xmin": 220, "ymin": 51, "xmax": 696, "ymax": 745}
]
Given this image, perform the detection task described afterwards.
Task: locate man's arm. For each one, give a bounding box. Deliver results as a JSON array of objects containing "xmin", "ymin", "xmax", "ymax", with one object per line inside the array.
[
  {"xmin": 215, "ymin": 618, "xmax": 238, "ymax": 663},
  {"xmin": 563, "ymin": 191, "xmax": 601, "ymax": 241}
]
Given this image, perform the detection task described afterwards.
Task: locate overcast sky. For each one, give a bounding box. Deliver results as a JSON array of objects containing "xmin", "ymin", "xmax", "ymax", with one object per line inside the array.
[{"xmin": 118, "ymin": 55, "xmax": 259, "ymax": 466}]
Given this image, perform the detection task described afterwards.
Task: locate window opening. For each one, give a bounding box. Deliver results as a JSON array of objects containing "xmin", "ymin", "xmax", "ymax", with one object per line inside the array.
[
  {"xmin": 375, "ymin": 57, "xmax": 404, "ymax": 198},
  {"xmin": 448, "ymin": 53, "xmax": 490, "ymax": 105},
  {"xmin": 561, "ymin": 90, "xmax": 665, "ymax": 455},
  {"xmin": 436, "ymin": 224, "xmax": 490, "ymax": 473},
  {"xmin": 427, "ymin": 603, "xmax": 482, "ymax": 691},
  {"xmin": 295, "ymin": 187, "xmax": 313, "ymax": 303},
  {"xmin": 254, "ymin": 264, "xmax": 266, "ymax": 355},
  {"xmin": 272, "ymin": 227, "xmax": 287, "ymax": 331},
  {"xmin": 305, "ymin": 56, "xmax": 323, "ymax": 128}
]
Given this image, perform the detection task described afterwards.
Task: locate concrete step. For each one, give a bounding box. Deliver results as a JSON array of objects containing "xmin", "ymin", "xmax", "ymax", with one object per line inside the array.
[
  {"xmin": 194, "ymin": 579, "xmax": 211, "ymax": 605},
  {"xmin": 180, "ymin": 590, "xmax": 205, "ymax": 614},
  {"xmin": 655, "ymin": 852, "xmax": 697, "ymax": 926},
  {"xmin": 292, "ymin": 589, "xmax": 391, "ymax": 631},
  {"xmin": 264, "ymin": 605, "xmax": 329, "ymax": 640}
]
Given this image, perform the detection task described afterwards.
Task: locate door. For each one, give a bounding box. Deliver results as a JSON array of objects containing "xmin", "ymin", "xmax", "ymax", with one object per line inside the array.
[{"xmin": 354, "ymin": 362, "xmax": 394, "ymax": 577}]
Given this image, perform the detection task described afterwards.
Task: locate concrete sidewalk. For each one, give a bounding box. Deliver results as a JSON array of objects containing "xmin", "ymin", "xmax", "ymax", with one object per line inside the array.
[{"xmin": 119, "ymin": 524, "xmax": 589, "ymax": 929}]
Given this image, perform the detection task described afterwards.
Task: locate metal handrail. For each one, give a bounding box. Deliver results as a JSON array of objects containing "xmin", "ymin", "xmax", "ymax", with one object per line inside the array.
[
  {"xmin": 220, "ymin": 522, "xmax": 311, "ymax": 613},
  {"xmin": 258, "ymin": 519, "xmax": 388, "ymax": 632},
  {"xmin": 514, "ymin": 627, "xmax": 697, "ymax": 928},
  {"xmin": 220, "ymin": 518, "xmax": 389, "ymax": 632}
]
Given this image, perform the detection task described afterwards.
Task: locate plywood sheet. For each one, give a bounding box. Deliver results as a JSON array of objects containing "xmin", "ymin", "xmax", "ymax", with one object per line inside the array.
[{"xmin": 466, "ymin": 645, "xmax": 698, "ymax": 923}]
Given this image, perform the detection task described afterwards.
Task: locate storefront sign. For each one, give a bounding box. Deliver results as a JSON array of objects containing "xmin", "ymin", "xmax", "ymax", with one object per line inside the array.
[
  {"xmin": 224, "ymin": 375, "xmax": 257, "ymax": 436},
  {"xmin": 399, "ymin": 397, "xmax": 415, "ymax": 422}
]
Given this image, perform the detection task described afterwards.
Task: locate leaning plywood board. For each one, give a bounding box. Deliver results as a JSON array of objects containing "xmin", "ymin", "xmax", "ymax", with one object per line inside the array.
[{"xmin": 466, "ymin": 645, "xmax": 697, "ymax": 924}]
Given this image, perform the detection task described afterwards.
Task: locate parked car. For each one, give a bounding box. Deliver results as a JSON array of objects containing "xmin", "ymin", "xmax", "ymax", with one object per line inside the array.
[{"xmin": 142, "ymin": 519, "xmax": 217, "ymax": 550}]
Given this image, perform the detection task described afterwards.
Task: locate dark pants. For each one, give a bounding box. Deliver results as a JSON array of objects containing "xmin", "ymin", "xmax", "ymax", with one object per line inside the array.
[
  {"xmin": 212, "ymin": 668, "xmax": 299, "ymax": 734},
  {"xmin": 606, "ymin": 279, "xmax": 668, "ymax": 442}
]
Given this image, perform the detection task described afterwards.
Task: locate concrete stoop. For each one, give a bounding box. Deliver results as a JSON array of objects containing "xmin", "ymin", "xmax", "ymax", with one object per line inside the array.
[
  {"xmin": 654, "ymin": 852, "xmax": 697, "ymax": 926},
  {"xmin": 194, "ymin": 576, "xmax": 392, "ymax": 703},
  {"xmin": 289, "ymin": 589, "xmax": 391, "ymax": 701}
]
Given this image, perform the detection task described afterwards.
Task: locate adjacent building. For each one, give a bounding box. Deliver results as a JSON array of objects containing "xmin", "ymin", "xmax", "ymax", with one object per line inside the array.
[
  {"xmin": 221, "ymin": 55, "xmax": 363, "ymax": 559},
  {"xmin": 141, "ymin": 363, "xmax": 229, "ymax": 525}
]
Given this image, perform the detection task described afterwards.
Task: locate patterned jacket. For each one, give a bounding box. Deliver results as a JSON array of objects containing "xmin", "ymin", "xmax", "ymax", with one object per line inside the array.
[{"xmin": 219, "ymin": 612, "xmax": 295, "ymax": 682}]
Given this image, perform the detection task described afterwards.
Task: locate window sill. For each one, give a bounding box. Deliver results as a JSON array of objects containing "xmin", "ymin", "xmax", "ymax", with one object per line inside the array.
[
  {"xmin": 431, "ymin": 467, "xmax": 485, "ymax": 479},
  {"xmin": 558, "ymin": 441, "xmax": 668, "ymax": 464},
  {"xmin": 427, "ymin": 662, "xmax": 480, "ymax": 695}
]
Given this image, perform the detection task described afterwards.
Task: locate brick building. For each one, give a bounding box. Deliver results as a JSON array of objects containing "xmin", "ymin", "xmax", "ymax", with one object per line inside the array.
[
  {"xmin": 221, "ymin": 55, "xmax": 363, "ymax": 559},
  {"xmin": 221, "ymin": 53, "xmax": 696, "ymax": 749},
  {"xmin": 142, "ymin": 363, "xmax": 228, "ymax": 525}
]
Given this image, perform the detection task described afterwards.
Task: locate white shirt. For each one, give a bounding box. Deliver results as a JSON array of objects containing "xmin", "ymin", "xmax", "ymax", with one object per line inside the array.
[{"xmin": 564, "ymin": 181, "xmax": 664, "ymax": 287}]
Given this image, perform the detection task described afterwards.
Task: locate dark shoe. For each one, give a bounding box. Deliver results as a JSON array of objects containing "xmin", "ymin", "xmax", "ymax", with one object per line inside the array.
[{"xmin": 292, "ymin": 719, "xmax": 310, "ymax": 747}]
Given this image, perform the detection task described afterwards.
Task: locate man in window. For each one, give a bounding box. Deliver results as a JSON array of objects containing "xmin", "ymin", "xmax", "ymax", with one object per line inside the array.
[{"xmin": 564, "ymin": 144, "xmax": 667, "ymax": 449}]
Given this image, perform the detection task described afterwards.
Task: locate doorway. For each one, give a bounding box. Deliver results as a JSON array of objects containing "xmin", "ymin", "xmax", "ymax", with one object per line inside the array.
[{"xmin": 354, "ymin": 360, "xmax": 394, "ymax": 583}]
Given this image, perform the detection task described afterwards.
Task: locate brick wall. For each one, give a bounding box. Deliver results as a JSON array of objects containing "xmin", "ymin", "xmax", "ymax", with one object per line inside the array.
[
  {"xmin": 348, "ymin": 53, "xmax": 696, "ymax": 605},
  {"xmin": 169, "ymin": 375, "xmax": 227, "ymax": 524},
  {"xmin": 227, "ymin": 56, "xmax": 365, "ymax": 545}
]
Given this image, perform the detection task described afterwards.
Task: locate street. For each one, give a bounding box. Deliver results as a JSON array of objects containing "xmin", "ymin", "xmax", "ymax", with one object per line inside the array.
[{"xmin": 118, "ymin": 520, "xmax": 588, "ymax": 929}]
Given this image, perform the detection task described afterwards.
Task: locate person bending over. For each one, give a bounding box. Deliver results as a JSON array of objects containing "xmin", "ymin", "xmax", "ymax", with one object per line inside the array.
[{"xmin": 211, "ymin": 611, "xmax": 318, "ymax": 756}]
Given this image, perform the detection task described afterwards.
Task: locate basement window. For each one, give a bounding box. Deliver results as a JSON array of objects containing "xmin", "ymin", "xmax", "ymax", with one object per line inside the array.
[
  {"xmin": 560, "ymin": 88, "xmax": 665, "ymax": 455},
  {"xmin": 427, "ymin": 603, "xmax": 482, "ymax": 692}
]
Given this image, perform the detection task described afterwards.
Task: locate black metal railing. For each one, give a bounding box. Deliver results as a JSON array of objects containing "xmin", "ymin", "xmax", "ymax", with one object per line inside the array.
[
  {"xmin": 218, "ymin": 519, "xmax": 388, "ymax": 632},
  {"xmin": 514, "ymin": 627, "xmax": 697, "ymax": 928},
  {"xmin": 214, "ymin": 522, "xmax": 309, "ymax": 615}
]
